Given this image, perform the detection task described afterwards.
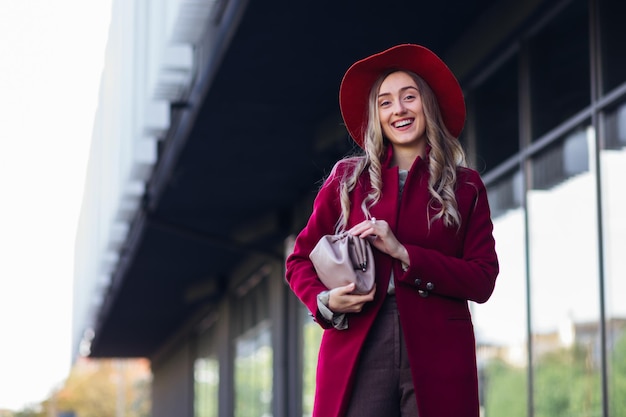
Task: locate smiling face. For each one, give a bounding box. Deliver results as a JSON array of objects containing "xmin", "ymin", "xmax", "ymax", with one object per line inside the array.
[{"xmin": 377, "ymin": 71, "xmax": 427, "ymax": 157}]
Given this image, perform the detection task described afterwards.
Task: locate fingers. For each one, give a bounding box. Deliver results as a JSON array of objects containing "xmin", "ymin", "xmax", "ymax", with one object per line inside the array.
[
  {"xmin": 348, "ymin": 218, "xmax": 402, "ymax": 257},
  {"xmin": 348, "ymin": 218, "xmax": 383, "ymax": 239},
  {"xmin": 334, "ymin": 282, "xmax": 356, "ymax": 295},
  {"xmin": 329, "ymin": 283, "xmax": 377, "ymax": 313}
]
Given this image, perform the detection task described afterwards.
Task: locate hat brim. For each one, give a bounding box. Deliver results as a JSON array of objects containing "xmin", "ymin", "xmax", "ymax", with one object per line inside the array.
[{"xmin": 339, "ymin": 44, "xmax": 466, "ymax": 148}]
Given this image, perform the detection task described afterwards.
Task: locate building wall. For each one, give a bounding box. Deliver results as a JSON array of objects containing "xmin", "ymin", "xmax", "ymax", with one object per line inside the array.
[
  {"xmin": 73, "ymin": 0, "xmax": 204, "ymax": 359},
  {"xmin": 152, "ymin": 340, "xmax": 194, "ymax": 417}
]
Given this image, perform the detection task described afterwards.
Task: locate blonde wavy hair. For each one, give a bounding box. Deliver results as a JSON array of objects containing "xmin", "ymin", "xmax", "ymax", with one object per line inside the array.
[{"xmin": 335, "ymin": 70, "xmax": 467, "ymax": 232}]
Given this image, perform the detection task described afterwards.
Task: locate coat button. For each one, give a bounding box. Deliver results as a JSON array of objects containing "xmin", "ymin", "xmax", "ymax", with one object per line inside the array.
[
  {"xmin": 418, "ymin": 290, "xmax": 429, "ymax": 298},
  {"xmin": 426, "ymin": 282, "xmax": 434, "ymax": 290},
  {"xmin": 414, "ymin": 278, "xmax": 422, "ymax": 286}
]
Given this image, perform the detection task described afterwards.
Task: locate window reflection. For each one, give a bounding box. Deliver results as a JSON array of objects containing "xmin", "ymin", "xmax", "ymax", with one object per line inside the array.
[
  {"xmin": 195, "ymin": 357, "xmax": 219, "ymax": 417},
  {"xmin": 532, "ymin": 128, "xmax": 589, "ymax": 191},
  {"xmin": 301, "ymin": 307, "xmax": 322, "ymax": 417},
  {"xmin": 529, "ymin": 0, "xmax": 589, "ymax": 139},
  {"xmin": 599, "ymin": 0, "xmax": 626, "ymax": 93},
  {"xmin": 233, "ymin": 272, "xmax": 272, "ymax": 417},
  {"xmin": 235, "ymin": 322, "xmax": 273, "ymax": 417},
  {"xmin": 601, "ymin": 102, "xmax": 626, "ymax": 416},
  {"xmin": 528, "ymin": 126, "xmax": 602, "ymax": 416},
  {"xmin": 473, "ymin": 55, "xmax": 519, "ymax": 171},
  {"xmin": 475, "ymin": 172, "xmax": 527, "ymax": 417}
]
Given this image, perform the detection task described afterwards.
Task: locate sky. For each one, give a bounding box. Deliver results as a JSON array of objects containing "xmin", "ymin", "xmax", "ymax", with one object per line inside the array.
[{"xmin": 0, "ymin": 0, "xmax": 112, "ymax": 411}]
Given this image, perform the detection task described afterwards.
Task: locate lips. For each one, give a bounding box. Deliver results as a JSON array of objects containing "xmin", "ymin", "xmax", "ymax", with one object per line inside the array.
[{"xmin": 392, "ymin": 118, "xmax": 413, "ymax": 128}]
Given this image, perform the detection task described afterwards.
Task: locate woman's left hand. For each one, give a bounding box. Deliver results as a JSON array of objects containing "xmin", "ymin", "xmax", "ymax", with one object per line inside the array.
[{"xmin": 348, "ymin": 218, "xmax": 409, "ymax": 265}]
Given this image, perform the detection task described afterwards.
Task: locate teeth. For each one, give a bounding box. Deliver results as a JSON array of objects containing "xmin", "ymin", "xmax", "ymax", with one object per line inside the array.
[{"xmin": 394, "ymin": 119, "xmax": 412, "ymax": 128}]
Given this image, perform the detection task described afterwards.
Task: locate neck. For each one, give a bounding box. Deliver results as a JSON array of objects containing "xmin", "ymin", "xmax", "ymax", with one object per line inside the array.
[{"xmin": 391, "ymin": 144, "xmax": 426, "ymax": 170}]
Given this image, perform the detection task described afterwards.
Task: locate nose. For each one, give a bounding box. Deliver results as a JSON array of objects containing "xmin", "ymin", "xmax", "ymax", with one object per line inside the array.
[{"xmin": 392, "ymin": 100, "xmax": 407, "ymax": 115}]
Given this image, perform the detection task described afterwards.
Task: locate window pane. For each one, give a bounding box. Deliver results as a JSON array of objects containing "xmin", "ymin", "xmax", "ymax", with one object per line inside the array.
[
  {"xmin": 233, "ymin": 272, "xmax": 272, "ymax": 417},
  {"xmin": 195, "ymin": 357, "xmax": 219, "ymax": 417},
  {"xmin": 301, "ymin": 307, "xmax": 322, "ymax": 417},
  {"xmin": 599, "ymin": 0, "xmax": 626, "ymax": 93},
  {"xmin": 601, "ymin": 102, "xmax": 626, "ymax": 416},
  {"xmin": 474, "ymin": 54, "xmax": 519, "ymax": 171},
  {"xmin": 527, "ymin": 126, "xmax": 602, "ymax": 416},
  {"xmin": 529, "ymin": 0, "xmax": 590, "ymax": 139},
  {"xmin": 474, "ymin": 170, "xmax": 528, "ymax": 417},
  {"xmin": 235, "ymin": 322, "xmax": 273, "ymax": 417}
]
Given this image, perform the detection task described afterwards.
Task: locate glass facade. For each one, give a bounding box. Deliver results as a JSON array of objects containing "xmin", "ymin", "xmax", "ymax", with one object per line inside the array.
[
  {"xmin": 195, "ymin": 317, "xmax": 220, "ymax": 417},
  {"xmin": 234, "ymin": 322, "xmax": 273, "ymax": 417},
  {"xmin": 601, "ymin": 103, "xmax": 626, "ymax": 416},
  {"xmin": 301, "ymin": 308, "xmax": 322, "ymax": 417},
  {"xmin": 599, "ymin": 0, "xmax": 626, "ymax": 93},
  {"xmin": 233, "ymin": 274, "xmax": 273, "ymax": 417},
  {"xmin": 195, "ymin": 357, "xmax": 219, "ymax": 417},
  {"xmin": 474, "ymin": 170, "xmax": 528, "ymax": 417},
  {"xmin": 529, "ymin": 0, "xmax": 590, "ymax": 140},
  {"xmin": 527, "ymin": 126, "xmax": 602, "ymax": 416},
  {"xmin": 471, "ymin": 0, "xmax": 626, "ymax": 416},
  {"xmin": 473, "ymin": 54, "xmax": 519, "ymax": 172}
]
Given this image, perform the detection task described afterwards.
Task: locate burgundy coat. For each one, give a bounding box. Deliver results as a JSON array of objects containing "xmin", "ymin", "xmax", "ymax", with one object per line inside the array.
[{"xmin": 285, "ymin": 149, "xmax": 499, "ymax": 417}]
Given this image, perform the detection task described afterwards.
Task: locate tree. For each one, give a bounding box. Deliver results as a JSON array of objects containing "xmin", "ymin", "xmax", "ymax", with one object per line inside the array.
[
  {"xmin": 609, "ymin": 333, "xmax": 626, "ymax": 416},
  {"xmin": 12, "ymin": 405, "xmax": 45, "ymax": 417},
  {"xmin": 45, "ymin": 358, "xmax": 150, "ymax": 417},
  {"xmin": 483, "ymin": 358, "xmax": 527, "ymax": 417}
]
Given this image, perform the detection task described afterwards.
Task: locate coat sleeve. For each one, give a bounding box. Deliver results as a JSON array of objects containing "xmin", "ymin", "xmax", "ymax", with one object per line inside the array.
[
  {"xmin": 398, "ymin": 170, "xmax": 499, "ymax": 303},
  {"xmin": 285, "ymin": 162, "xmax": 346, "ymax": 328}
]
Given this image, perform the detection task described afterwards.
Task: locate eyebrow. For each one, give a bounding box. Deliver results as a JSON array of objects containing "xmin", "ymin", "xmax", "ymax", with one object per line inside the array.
[{"xmin": 378, "ymin": 85, "xmax": 419, "ymax": 98}]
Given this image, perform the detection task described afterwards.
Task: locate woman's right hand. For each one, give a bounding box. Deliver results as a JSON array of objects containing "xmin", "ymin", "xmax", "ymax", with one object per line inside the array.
[{"xmin": 328, "ymin": 282, "xmax": 376, "ymax": 313}]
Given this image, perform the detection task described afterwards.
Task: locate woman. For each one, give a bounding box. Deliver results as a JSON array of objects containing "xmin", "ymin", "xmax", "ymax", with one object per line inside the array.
[{"xmin": 285, "ymin": 44, "xmax": 499, "ymax": 417}]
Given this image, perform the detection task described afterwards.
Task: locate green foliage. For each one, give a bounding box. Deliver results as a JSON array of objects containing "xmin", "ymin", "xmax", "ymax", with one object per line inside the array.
[
  {"xmin": 609, "ymin": 333, "xmax": 626, "ymax": 416},
  {"xmin": 194, "ymin": 358, "xmax": 219, "ymax": 417},
  {"xmin": 533, "ymin": 345, "xmax": 601, "ymax": 417},
  {"xmin": 483, "ymin": 359, "xmax": 527, "ymax": 417},
  {"xmin": 481, "ymin": 334, "xmax": 626, "ymax": 417},
  {"xmin": 302, "ymin": 322, "xmax": 323, "ymax": 416},
  {"xmin": 234, "ymin": 335, "xmax": 273, "ymax": 417},
  {"xmin": 12, "ymin": 405, "xmax": 44, "ymax": 417}
]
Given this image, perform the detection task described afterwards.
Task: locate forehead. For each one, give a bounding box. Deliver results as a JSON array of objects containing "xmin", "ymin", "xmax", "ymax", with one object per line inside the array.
[{"xmin": 379, "ymin": 71, "xmax": 418, "ymax": 92}]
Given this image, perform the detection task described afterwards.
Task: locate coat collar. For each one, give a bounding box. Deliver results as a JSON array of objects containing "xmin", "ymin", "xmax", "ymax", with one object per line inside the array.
[{"xmin": 381, "ymin": 144, "xmax": 430, "ymax": 172}]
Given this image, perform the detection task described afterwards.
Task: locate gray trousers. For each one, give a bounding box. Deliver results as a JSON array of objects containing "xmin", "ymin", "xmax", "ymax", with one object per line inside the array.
[{"xmin": 345, "ymin": 295, "xmax": 419, "ymax": 417}]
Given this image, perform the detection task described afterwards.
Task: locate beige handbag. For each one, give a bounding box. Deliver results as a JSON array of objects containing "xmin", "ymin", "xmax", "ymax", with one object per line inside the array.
[{"xmin": 309, "ymin": 232, "xmax": 375, "ymax": 294}]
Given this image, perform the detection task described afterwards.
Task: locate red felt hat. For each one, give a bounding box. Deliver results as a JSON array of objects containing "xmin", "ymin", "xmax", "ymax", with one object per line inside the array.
[{"xmin": 339, "ymin": 44, "xmax": 466, "ymax": 148}]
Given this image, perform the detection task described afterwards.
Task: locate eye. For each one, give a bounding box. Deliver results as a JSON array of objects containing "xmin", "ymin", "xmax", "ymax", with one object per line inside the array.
[
  {"xmin": 378, "ymin": 100, "xmax": 391, "ymax": 108},
  {"xmin": 403, "ymin": 94, "xmax": 416, "ymax": 101}
]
